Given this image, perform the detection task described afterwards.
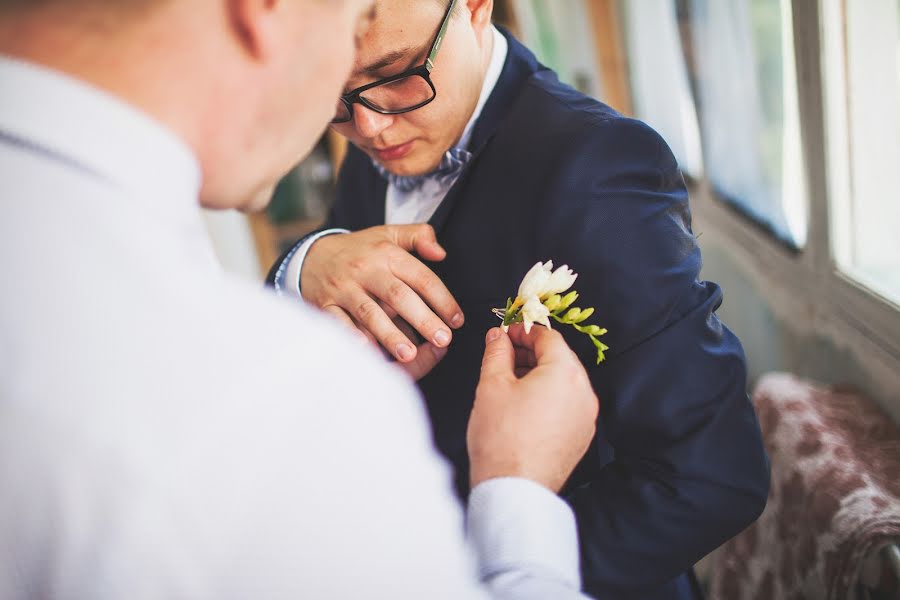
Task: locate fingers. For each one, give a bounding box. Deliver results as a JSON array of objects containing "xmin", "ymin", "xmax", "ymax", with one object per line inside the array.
[
  {"xmin": 479, "ymin": 327, "xmax": 515, "ymax": 382},
  {"xmin": 388, "ymin": 224, "xmax": 447, "ymax": 262},
  {"xmin": 322, "ymin": 305, "xmax": 369, "ymax": 344},
  {"xmin": 391, "ymin": 315, "xmax": 422, "ymax": 345},
  {"xmin": 389, "ymin": 251, "xmax": 464, "ymax": 330},
  {"xmin": 507, "ymin": 323, "xmax": 575, "ymax": 366},
  {"xmin": 300, "ymin": 224, "xmax": 462, "ymax": 362},
  {"xmin": 370, "ymin": 276, "xmax": 454, "ymax": 348},
  {"xmin": 514, "ymin": 346, "xmax": 536, "ymax": 371},
  {"xmin": 399, "ymin": 342, "xmax": 448, "ymax": 381},
  {"xmin": 344, "ymin": 292, "xmax": 419, "ymax": 362}
]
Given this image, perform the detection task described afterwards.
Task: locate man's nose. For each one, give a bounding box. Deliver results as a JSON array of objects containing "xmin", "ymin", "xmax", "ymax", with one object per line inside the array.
[{"xmin": 352, "ymin": 104, "xmax": 395, "ymax": 139}]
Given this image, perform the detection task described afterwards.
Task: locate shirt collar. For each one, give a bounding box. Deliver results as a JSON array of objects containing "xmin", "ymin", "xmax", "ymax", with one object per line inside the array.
[
  {"xmin": 458, "ymin": 26, "xmax": 509, "ymax": 151},
  {"xmin": 0, "ymin": 56, "xmax": 202, "ymax": 224}
]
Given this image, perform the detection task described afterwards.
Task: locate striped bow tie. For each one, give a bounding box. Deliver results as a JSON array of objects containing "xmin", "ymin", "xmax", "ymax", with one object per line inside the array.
[{"xmin": 374, "ymin": 146, "xmax": 473, "ymax": 193}]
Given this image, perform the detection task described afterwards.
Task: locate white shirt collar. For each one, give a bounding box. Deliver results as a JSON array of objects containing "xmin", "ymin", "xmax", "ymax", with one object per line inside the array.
[
  {"xmin": 0, "ymin": 56, "xmax": 202, "ymax": 225},
  {"xmin": 458, "ymin": 26, "xmax": 508, "ymax": 151}
]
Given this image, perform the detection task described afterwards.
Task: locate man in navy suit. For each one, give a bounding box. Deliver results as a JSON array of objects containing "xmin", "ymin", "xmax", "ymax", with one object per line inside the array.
[{"xmin": 268, "ymin": 1, "xmax": 770, "ymax": 597}]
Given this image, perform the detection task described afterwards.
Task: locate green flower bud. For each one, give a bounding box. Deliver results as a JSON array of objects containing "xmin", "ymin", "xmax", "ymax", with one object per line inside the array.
[
  {"xmin": 558, "ymin": 291, "xmax": 579, "ymax": 311},
  {"xmin": 543, "ymin": 294, "xmax": 562, "ymax": 311},
  {"xmin": 573, "ymin": 307, "xmax": 594, "ymax": 323},
  {"xmin": 581, "ymin": 325, "xmax": 606, "ymax": 336}
]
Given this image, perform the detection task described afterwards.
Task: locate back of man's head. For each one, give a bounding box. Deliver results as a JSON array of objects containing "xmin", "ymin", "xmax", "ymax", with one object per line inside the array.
[{"xmin": 0, "ymin": 0, "xmax": 376, "ymax": 212}]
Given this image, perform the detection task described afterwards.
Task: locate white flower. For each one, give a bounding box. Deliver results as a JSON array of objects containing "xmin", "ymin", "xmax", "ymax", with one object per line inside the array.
[
  {"xmin": 517, "ymin": 261, "xmax": 578, "ymax": 301},
  {"xmin": 495, "ymin": 258, "xmax": 606, "ymax": 362},
  {"xmin": 545, "ymin": 264, "xmax": 577, "ymax": 296},
  {"xmin": 517, "ymin": 261, "xmax": 553, "ymax": 300},
  {"xmin": 521, "ymin": 296, "xmax": 551, "ymax": 334}
]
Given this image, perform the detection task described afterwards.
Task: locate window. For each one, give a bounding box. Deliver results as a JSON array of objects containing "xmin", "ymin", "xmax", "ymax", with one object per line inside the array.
[
  {"xmin": 621, "ymin": 0, "xmax": 704, "ymax": 178},
  {"xmin": 680, "ymin": 0, "xmax": 807, "ymax": 247},
  {"xmin": 824, "ymin": 0, "xmax": 900, "ymax": 307},
  {"xmin": 509, "ymin": 0, "xmax": 604, "ymax": 97}
]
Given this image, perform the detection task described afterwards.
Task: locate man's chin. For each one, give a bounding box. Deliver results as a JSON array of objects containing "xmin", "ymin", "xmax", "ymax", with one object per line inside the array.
[
  {"xmin": 374, "ymin": 156, "xmax": 442, "ymax": 178},
  {"xmin": 198, "ymin": 180, "xmax": 276, "ymax": 212},
  {"xmin": 240, "ymin": 185, "xmax": 277, "ymax": 213}
]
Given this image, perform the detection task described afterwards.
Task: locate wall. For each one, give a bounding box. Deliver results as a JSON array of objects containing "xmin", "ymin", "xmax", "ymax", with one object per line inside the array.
[{"xmin": 691, "ymin": 180, "xmax": 900, "ymax": 425}]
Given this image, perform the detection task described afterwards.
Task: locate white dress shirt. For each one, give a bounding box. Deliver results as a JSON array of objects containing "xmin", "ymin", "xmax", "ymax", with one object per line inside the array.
[
  {"xmin": 0, "ymin": 57, "xmax": 587, "ymax": 599},
  {"xmin": 275, "ymin": 27, "xmax": 509, "ymax": 298}
]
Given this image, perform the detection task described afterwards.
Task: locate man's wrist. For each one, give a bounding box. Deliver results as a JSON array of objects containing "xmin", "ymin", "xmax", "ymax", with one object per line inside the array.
[{"xmin": 273, "ymin": 228, "xmax": 349, "ymax": 299}]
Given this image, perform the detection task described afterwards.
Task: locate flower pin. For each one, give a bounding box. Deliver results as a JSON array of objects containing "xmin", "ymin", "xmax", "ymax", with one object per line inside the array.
[{"xmin": 492, "ymin": 261, "xmax": 609, "ymax": 364}]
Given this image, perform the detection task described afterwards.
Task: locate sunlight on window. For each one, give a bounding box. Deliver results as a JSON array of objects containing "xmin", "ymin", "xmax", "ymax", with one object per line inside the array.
[
  {"xmin": 824, "ymin": 0, "xmax": 900, "ymax": 305},
  {"xmin": 682, "ymin": 0, "xmax": 807, "ymax": 247},
  {"xmin": 623, "ymin": 0, "xmax": 704, "ymax": 177}
]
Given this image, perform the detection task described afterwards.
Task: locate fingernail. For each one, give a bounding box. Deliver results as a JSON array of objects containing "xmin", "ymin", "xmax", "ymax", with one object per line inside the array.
[
  {"xmin": 396, "ymin": 344, "xmax": 415, "ymax": 361},
  {"xmin": 433, "ymin": 329, "xmax": 451, "ymax": 347},
  {"xmin": 486, "ymin": 328, "xmax": 501, "ymax": 343},
  {"xmin": 451, "ymin": 313, "xmax": 465, "ymax": 328}
]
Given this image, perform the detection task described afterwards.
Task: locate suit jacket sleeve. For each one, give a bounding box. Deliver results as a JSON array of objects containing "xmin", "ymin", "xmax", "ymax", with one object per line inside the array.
[{"xmin": 535, "ymin": 117, "xmax": 770, "ymax": 595}]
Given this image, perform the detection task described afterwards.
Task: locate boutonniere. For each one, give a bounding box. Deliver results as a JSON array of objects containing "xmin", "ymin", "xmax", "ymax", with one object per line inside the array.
[{"xmin": 492, "ymin": 261, "xmax": 609, "ymax": 364}]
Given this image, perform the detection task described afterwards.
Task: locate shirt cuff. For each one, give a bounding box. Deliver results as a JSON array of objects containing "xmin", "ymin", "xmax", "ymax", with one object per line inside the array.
[
  {"xmin": 271, "ymin": 228, "xmax": 349, "ymax": 299},
  {"xmin": 466, "ymin": 477, "xmax": 581, "ymax": 589}
]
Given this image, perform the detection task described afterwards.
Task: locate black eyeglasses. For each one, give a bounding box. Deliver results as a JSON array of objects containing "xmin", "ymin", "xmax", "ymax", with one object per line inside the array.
[{"xmin": 332, "ymin": 0, "xmax": 457, "ymax": 124}]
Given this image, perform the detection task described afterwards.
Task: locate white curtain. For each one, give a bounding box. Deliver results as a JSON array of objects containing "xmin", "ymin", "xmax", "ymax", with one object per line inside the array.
[
  {"xmin": 622, "ymin": 0, "xmax": 704, "ymax": 177},
  {"xmin": 687, "ymin": 0, "xmax": 804, "ymax": 245},
  {"xmin": 688, "ymin": 0, "xmax": 768, "ymax": 210}
]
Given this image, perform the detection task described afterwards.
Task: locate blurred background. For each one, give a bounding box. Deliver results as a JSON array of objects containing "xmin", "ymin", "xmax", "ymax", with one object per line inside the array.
[
  {"xmin": 202, "ymin": 1, "xmax": 900, "ymax": 596},
  {"xmin": 208, "ymin": 0, "xmax": 900, "ymax": 422}
]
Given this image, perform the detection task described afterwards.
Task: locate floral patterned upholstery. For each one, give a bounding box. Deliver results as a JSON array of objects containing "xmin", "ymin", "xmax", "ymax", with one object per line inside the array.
[{"xmin": 708, "ymin": 372, "xmax": 900, "ymax": 600}]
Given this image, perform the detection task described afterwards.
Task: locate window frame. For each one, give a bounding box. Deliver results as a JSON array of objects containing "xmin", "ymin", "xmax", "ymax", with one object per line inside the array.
[{"xmin": 667, "ymin": 0, "xmax": 900, "ymax": 420}]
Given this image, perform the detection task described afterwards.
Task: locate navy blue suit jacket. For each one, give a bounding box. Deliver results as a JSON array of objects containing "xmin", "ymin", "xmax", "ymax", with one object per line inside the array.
[{"xmin": 279, "ymin": 30, "xmax": 769, "ymax": 599}]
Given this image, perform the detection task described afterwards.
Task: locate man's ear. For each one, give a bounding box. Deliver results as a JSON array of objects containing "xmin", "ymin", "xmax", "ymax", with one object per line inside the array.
[
  {"xmin": 465, "ymin": 0, "xmax": 494, "ymax": 41},
  {"xmin": 227, "ymin": 0, "xmax": 279, "ymax": 59}
]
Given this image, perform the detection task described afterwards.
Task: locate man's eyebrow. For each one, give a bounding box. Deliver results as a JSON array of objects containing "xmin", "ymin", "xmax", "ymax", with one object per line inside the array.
[
  {"xmin": 361, "ymin": 48, "xmax": 414, "ymax": 74},
  {"xmin": 359, "ymin": 39, "xmax": 432, "ymax": 76}
]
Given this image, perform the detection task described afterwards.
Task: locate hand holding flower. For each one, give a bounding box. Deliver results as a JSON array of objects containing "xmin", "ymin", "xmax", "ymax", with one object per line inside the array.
[{"xmin": 493, "ymin": 260, "xmax": 609, "ymax": 364}]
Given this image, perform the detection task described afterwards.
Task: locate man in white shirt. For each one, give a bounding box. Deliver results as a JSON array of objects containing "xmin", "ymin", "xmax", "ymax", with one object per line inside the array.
[{"xmin": 0, "ymin": 1, "xmax": 601, "ymax": 598}]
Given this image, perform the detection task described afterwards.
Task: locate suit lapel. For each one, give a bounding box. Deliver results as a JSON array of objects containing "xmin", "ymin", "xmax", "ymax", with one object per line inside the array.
[
  {"xmin": 468, "ymin": 29, "xmax": 543, "ymax": 154},
  {"xmin": 366, "ymin": 170, "xmax": 388, "ymax": 229},
  {"xmin": 357, "ymin": 155, "xmax": 388, "ymax": 230},
  {"xmin": 428, "ymin": 29, "xmax": 543, "ymax": 235}
]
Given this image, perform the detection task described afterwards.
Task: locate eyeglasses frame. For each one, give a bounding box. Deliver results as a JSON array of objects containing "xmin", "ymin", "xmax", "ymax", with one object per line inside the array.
[{"xmin": 332, "ymin": 0, "xmax": 457, "ymax": 123}]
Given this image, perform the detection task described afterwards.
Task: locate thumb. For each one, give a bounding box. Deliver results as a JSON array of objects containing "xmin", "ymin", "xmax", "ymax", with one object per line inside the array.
[
  {"xmin": 479, "ymin": 328, "xmax": 515, "ymax": 382},
  {"xmin": 390, "ymin": 224, "xmax": 446, "ymax": 261}
]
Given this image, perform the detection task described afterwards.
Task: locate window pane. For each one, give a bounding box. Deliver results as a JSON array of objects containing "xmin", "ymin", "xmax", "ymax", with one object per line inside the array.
[
  {"xmin": 825, "ymin": 0, "xmax": 900, "ymax": 304},
  {"xmin": 509, "ymin": 0, "xmax": 604, "ymax": 97},
  {"xmin": 682, "ymin": 0, "xmax": 807, "ymax": 247},
  {"xmin": 622, "ymin": 0, "xmax": 703, "ymax": 177}
]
